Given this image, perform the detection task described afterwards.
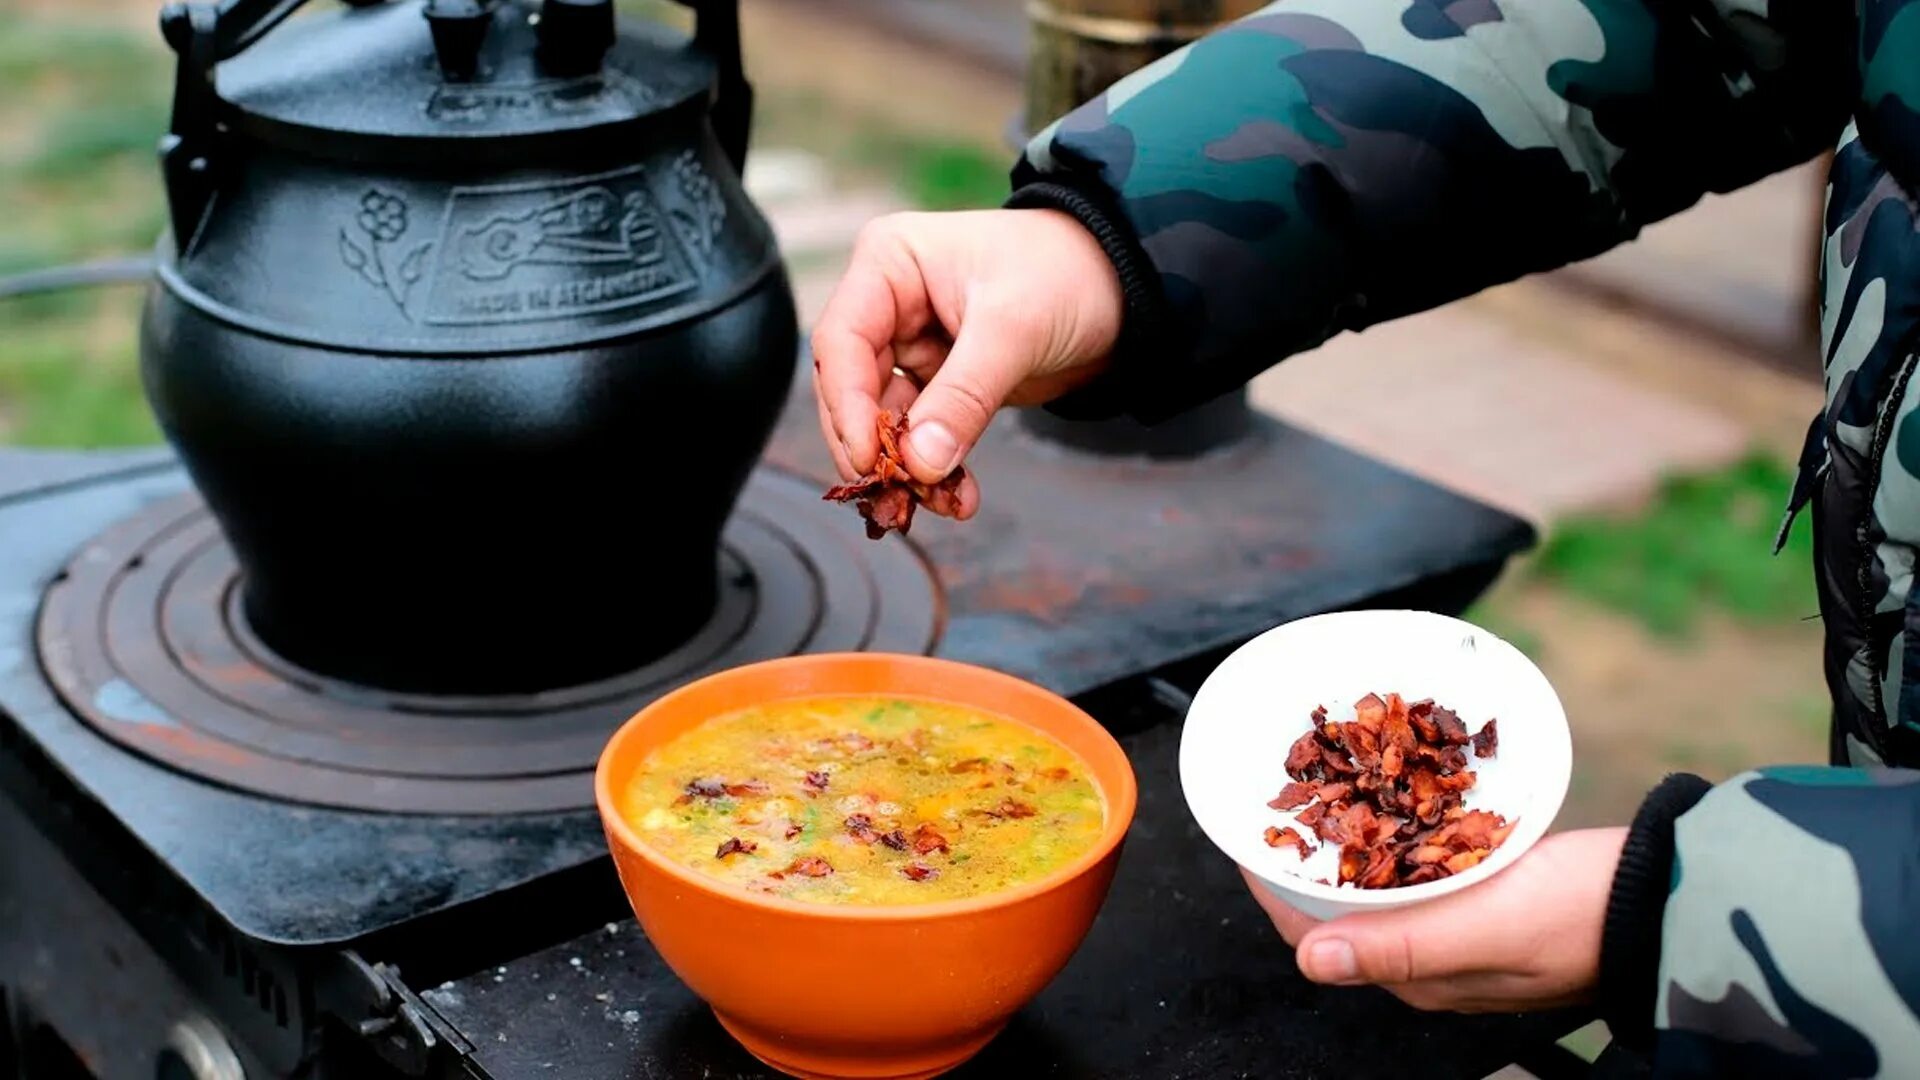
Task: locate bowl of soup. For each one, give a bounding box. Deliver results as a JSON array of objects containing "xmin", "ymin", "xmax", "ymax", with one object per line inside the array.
[{"xmin": 595, "ymin": 653, "xmax": 1137, "ymax": 1080}]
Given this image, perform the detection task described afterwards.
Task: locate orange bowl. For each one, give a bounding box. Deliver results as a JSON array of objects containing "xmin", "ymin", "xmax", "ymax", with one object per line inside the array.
[{"xmin": 594, "ymin": 654, "xmax": 1137, "ymax": 1080}]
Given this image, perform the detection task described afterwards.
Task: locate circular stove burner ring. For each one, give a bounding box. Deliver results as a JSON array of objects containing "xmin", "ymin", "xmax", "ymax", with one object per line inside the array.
[{"xmin": 37, "ymin": 469, "xmax": 944, "ymax": 814}]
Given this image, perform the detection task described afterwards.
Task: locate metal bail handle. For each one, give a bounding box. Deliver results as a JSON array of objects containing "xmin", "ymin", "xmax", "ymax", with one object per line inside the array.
[
  {"xmin": 158, "ymin": 0, "xmax": 389, "ymax": 251},
  {"xmin": 670, "ymin": 0, "xmax": 752, "ymax": 176}
]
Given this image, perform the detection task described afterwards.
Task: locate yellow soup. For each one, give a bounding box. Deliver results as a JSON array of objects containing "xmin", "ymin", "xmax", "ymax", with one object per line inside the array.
[{"xmin": 621, "ymin": 695, "xmax": 1106, "ymax": 905}]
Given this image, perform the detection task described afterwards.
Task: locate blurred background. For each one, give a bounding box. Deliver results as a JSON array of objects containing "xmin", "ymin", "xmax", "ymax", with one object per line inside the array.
[{"xmin": 0, "ymin": 0, "xmax": 1829, "ymax": 831}]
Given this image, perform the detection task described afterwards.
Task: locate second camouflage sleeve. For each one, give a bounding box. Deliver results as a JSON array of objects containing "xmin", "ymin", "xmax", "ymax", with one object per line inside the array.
[{"xmin": 1646, "ymin": 767, "xmax": 1920, "ymax": 1077}]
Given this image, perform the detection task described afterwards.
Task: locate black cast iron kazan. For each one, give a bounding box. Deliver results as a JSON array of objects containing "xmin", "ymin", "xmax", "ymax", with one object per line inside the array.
[{"xmin": 143, "ymin": 0, "xmax": 796, "ymax": 695}]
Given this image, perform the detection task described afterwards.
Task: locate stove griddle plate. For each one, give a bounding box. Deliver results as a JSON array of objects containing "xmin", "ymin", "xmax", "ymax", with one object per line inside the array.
[
  {"xmin": 36, "ymin": 471, "xmax": 940, "ymax": 814},
  {"xmin": 0, "ymin": 456, "xmax": 930, "ymax": 946}
]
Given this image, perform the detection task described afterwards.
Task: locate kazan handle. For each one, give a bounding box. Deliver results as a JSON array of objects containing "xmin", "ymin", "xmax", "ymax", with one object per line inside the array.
[
  {"xmin": 673, "ymin": 0, "xmax": 751, "ymax": 176},
  {"xmin": 158, "ymin": 0, "xmax": 393, "ymax": 250}
]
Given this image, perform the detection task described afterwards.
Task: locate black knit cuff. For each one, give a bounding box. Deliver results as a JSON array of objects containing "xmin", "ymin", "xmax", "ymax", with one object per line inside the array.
[
  {"xmin": 1003, "ymin": 181, "xmax": 1171, "ymax": 423},
  {"xmin": 1599, "ymin": 772, "xmax": 1713, "ymax": 1054}
]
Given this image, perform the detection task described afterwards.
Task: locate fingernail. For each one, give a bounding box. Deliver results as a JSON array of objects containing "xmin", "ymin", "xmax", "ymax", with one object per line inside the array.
[
  {"xmin": 1305, "ymin": 939, "xmax": 1357, "ymax": 983},
  {"xmin": 907, "ymin": 421, "xmax": 961, "ymax": 475}
]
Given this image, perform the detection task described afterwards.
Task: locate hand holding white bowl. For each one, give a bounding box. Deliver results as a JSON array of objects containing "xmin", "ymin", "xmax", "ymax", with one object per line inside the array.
[
  {"xmin": 1180, "ymin": 610, "xmax": 1574, "ymax": 920},
  {"xmin": 1241, "ymin": 827, "xmax": 1625, "ymax": 1012},
  {"xmin": 1178, "ymin": 609, "xmax": 1599, "ymax": 1014}
]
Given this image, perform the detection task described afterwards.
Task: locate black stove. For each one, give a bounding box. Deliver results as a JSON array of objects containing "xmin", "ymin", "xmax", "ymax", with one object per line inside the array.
[{"xmin": 0, "ymin": 358, "xmax": 1602, "ymax": 1079}]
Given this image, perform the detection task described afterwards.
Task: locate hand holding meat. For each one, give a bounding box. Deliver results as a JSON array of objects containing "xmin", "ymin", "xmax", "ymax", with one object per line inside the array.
[{"xmin": 810, "ymin": 209, "xmax": 1124, "ymax": 521}]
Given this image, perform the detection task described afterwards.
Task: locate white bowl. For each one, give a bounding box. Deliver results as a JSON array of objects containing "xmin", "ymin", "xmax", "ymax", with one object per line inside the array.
[{"xmin": 1179, "ymin": 610, "xmax": 1572, "ymax": 921}]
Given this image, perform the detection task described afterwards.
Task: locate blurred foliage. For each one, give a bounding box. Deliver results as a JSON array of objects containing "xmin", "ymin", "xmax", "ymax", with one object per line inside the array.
[
  {"xmin": 893, "ymin": 142, "xmax": 1009, "ymax": 210},
  {"xmin": 0, "ymin": 288, "xmax": 156, "ymax": 447},
  {"xmin": 753, "ymin": 87, "xmax": 1011, "ymax": 211},
  {"xmin": 1532, "ymin": 454, "xmax": 1816, "ymax": 637},
  {"xmin": 0, "ymin": 11, "xmax": 167, "ymax": 447}
]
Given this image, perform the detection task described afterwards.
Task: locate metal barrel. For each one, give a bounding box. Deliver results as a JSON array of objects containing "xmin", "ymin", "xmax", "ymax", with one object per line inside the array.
[
  {"xmin": 1024, "ymin": 0, "xmax": 1265, "ymax": 138},
  {"xmin": 1017, "ymin": 0, "xmax": 1266, "ymax": 458}
]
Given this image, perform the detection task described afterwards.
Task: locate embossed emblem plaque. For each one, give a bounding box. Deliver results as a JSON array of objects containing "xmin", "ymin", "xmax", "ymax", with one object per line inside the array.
[{"xmin": 422, "ymin": 164, "xmax": 698, "ymax": 326}]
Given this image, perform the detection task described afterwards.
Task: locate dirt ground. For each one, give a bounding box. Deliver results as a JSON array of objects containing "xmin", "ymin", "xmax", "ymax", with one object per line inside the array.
[{"xmin": 1476, "ymin": 571, "xmax": 1829, "ymax": 828}]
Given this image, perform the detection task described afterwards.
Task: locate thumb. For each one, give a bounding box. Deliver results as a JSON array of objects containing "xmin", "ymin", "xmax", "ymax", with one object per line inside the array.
[
  {"xmin": 1296, "ymin": 903, "xmax": 1481, "ymax": 987},
  {"xmin": 901, "ymin": 302, "xmax": 1037, "ymax": 483}
]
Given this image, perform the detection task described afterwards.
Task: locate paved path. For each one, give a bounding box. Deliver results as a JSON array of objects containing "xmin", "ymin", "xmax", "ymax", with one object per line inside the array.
[{"xmin": 1246, "ymin": 296, "xmax": 1753, "ymax": 524}]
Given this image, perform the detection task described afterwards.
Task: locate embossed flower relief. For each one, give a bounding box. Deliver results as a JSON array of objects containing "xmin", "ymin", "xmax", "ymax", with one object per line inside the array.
[
  {"xmin": 340, "ymin": 188, "xmax": 433, "ymax": 315},
  {"xmin": 668, "ymin": 150, "xmax": 726, "ymax": 259}
]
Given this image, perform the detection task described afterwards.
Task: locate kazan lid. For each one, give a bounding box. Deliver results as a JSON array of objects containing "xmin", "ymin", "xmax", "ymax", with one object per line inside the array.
[{"xmin": 206, "ymin": 0, "xmax": 719, "ymax": 157}]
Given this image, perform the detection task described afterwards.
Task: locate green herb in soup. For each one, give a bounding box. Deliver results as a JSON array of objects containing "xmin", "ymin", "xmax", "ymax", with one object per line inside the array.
[{"xmin": 620, "ymin": 696, "xmax": 1105, "ymax": 904}]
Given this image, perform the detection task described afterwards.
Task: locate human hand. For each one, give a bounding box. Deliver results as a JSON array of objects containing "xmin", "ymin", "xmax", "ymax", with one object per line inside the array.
[
  {"xmin": 809, "ymin": 209, "xmax": 1124, "ymax": 518},
  {"xmin": 1241, "ymin": 827, "xmax": 1627, "ymax": 1013}
]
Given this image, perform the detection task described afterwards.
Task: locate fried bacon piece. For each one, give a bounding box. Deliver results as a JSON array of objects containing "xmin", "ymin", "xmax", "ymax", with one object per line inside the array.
[
  {"xmin": 1353, "ymin": 849, "xmax": 1398, "ymax": 889},
  {"xmin": 1381, "ymin": 694, "xmax": 1418, "ymax": 756},
  {"xmin": 879, "ymin": 828, "xmax": 909, "ymax": 851},
  {"xmin": 783, "ymin": 856, "xmax": 834, "ymax": 878},
  {"xmin": 1407, "ymin": 699, "xmax": 1441, "ymax": 743},
  {"xmin": 1263, "ymin": 825, "xmax": 1314, "ymax": 860},
  {"xmin": 1313, "ymin": 781, "xmax": 1352, "ymax": 803},
  {"xmin": 901, "ymin": 861, "xmax": 939, "ymax": 882},
  {"xmin": 823, "ymin": 411, "xmax": 967, "ymax": 540},
  {"xmin": 1313, "ymin": 802, "xmax": 1383, "ymax": 848},
  {"xmin": 678, "ymin": 777, "xmax": 769, "ymax": 805},
  {"xmin": 1262, "ymin": 692, "xmax": 1514, "ymax": 890},
  {"xmin": 910, "ymin": 823, "xmax": 951, "ymax": 855},
  {"xmin": 1340, "ymin": 722, "xmax": 1382, "ymax": 770},
  {"xmin": 715, "ymin": 837, "xmax": 756, "ymax": 859},
  {"xmin": 817, "ymin": 731, "xmax": 874, "ymax": 755},
  {"xmin": 1472, "ymin": 719, "xmax": 1499, "ymax": 759},
  {"xmin": 1267, "ymin": 781, "xmax": 1317, "ymax": 811},
  {"xmin": 1353, "ymin": 693, "xmax": 1387, "ymax": 732},
  {"xmin": 1284, "ymin": 731, "xmax": 1323, "ymax": 779},
  {"xmin": 1430, "ymin": 706, "xmax": 1471, "ymax": 746},
  {"xmin": 977, "ymin": 799, "xmax": 1036, "ymax": 820},
  {"xmin": 803, "ymin": 770, "xmax": 831, "ymax": 794},
  {"xmin": 1295, "ymin": 802, "xmax": 1329, "ymax": 832},
  {"xmin": 844, "ymin": 813, "xmax": 880, "ymax": 843}
]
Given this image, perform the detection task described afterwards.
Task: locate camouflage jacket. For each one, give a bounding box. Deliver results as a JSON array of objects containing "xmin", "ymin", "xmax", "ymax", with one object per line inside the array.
[{"xmin": 1008, "ymin": 1, "xmax": 1920, "ymax": 1075}]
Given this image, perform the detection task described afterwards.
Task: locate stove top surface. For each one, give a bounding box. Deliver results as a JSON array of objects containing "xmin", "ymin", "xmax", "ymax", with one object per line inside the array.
[{"xmin": 0, "ymin": 369, "xmax": 1531, "ymax": 950}]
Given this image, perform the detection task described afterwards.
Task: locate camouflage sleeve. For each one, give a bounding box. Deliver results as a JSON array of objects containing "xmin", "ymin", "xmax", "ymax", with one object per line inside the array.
[
  {"xmin": 1604, "ymin": 767, "xmax": 1920, "ymax": 1077},
  {"xmin": 1007, "ymin": 0, "xmax": 1850, "ymax": 424}
]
